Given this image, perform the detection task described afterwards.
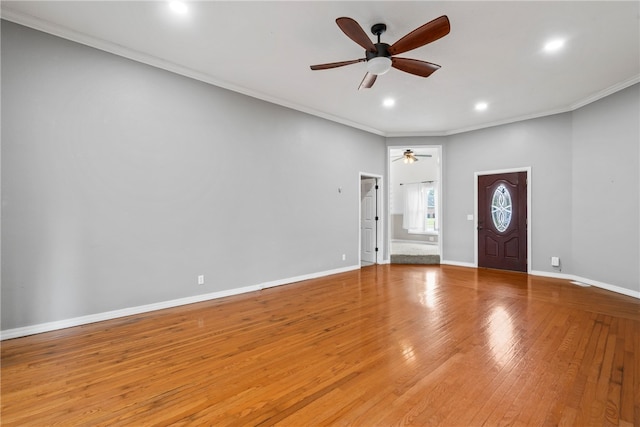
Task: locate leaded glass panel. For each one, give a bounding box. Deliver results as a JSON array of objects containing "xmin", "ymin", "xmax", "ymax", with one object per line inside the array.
[{"xmin": 491, "ymin": 184, "xmax": 512, "ymax": 232}]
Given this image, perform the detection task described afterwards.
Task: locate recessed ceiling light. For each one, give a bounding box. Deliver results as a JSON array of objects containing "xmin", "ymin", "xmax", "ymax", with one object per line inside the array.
[
  {"xmin": 475, "ymin": 102, "xmax": 488, "ymax": 111},
  {"xmin": 544, "ymin": 38, "xmax": 565, "ymax": 53},
  {"xmin": 169, "ymin": 1, "xmax": 188, "ymax": 15},
  {"xmin": 383, "ymin": 98, "xmax": 395, "ymax": 108}
]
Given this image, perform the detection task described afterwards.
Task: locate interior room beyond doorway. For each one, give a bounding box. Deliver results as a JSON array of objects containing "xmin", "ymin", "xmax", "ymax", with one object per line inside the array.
[{"xmin": 389, "ymin": 146, "xmax": 441, "ymax": 264}]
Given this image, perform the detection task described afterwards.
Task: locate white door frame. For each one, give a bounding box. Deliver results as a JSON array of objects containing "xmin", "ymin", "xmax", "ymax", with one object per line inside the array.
[
  {"xmin": 387, "ymin": 145, "xmax": 443, "ymax": 262},
  {"xmin": 359, "ymin": 172, "xmax": 384, "ymax": 266},
  {"xmin": 474, "ymin": 167, "xmax": 532, "ymax": 273}
]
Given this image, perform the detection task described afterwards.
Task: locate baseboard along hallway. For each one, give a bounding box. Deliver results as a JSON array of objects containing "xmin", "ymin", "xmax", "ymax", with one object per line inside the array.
[{"xmin": 1, "ymin": 265, "xmax": 638, "ymax": 425}]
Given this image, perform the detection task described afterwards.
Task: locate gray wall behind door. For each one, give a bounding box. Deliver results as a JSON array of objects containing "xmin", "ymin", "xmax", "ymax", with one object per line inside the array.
[{"xmin": 388, "ymin": 84, "xmax": 639, "ymax": 294}]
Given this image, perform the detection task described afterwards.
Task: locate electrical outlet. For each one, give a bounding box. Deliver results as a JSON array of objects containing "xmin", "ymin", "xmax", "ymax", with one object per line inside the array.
[
  {"xmin": 197, "ymin": 275, "xmax": 205, "ymax": 285},
  {"xmin": 342, "ymin": 254, "xmax": 346, "ymax": 261},
  {"xmin": 551, "ymin": 257, "xmax": 560, "ymax": 267}
]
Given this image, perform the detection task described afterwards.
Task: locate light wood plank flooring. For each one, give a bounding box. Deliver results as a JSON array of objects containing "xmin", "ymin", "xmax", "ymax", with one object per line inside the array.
[{"xmin": 2, "ymin": 265, "xmax": 639, "ymax": 426}]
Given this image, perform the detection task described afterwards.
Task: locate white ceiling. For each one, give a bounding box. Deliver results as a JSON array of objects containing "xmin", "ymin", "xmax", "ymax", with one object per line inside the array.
[{"xmin": 2, "ymin": 1, "xmax": 638, "ymax": 136}]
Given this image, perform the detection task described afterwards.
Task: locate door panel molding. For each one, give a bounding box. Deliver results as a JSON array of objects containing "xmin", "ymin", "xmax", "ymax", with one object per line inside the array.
[{"xmin": 474, "ymin": 167, "xmax": 532, "ymax": 273}]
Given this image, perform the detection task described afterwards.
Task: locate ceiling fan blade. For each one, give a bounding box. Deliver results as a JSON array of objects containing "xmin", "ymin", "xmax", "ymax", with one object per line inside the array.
[
  {"xmin": 310, "ymin": 58, "xmax": 365, "ymax": 70},
  {"xmin": 358, "ymin": 72, "xmax": 377, "ymax": 90},
  {"xmin": 392, "ymin": 157, "xmax": 403, "ymax": 162},
  {"xmin": 415, "ymin": 154, "xmax": 433, "ymax": 158},
  {"xmin": 336, "ymin": 17, "xmax": 377, "ymax": 52},
  {"xmin": 391, "ymin": 57, "xmax": 441, "ymax": 77},
  {"xmin": 388, "ymin": 15, "xmax": 450, "ymax": 55}
]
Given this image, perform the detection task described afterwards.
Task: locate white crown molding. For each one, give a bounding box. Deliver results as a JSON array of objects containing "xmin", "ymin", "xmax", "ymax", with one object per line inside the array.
[
  {"xmin": 3, "ymin": 8, "xmax": 637, "ymax": 139},
  {"xmin": 387, "ymin": 74, "xmax": 640, "ymax": 137},
  {"xmin": 0, "ymin": 9, "xmax": 385, "ymax": 137},
  {"xmin": 570, "ymin": 74, "xmax": 640, "ymax": 110}
]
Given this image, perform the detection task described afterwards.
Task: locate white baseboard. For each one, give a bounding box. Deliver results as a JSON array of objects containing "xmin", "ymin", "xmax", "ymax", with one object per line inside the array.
[
  {"xmin": 530, "ymin": 270, "xmax": 640, "ymax": 299},
  {"xmin": 440, "ymin": 260, "xmax": 476, "ymax": 268},
  {"xmin": 392, "ymin": 239, "xmax": 438, "ymax": 245},
  {"xmin": 438, "ymin": 262, "xmax": 639, "ymax": 299},
  {"xmin": 3, "ymin": 264, "xmax": 636, "ymax": 340},
  {"xmin": 0, "ymin": 265, "xmax": 361, "ymax": 341},
  {"xmin": 259, "ymin": 265, "xmax": 360, "ymax": 290}
]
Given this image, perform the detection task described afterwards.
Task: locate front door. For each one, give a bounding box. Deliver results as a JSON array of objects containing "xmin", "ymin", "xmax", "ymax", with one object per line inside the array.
[
  {"xmin": 360, "ymin": 178, "xmax": 377, "ymax": 265},
  {"xmin": 478, "ymin": 171, "xmax": 527, "ymax": 272}
]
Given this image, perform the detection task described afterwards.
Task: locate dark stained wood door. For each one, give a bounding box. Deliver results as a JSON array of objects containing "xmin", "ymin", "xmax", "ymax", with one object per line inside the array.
[{"xmin": 478, "ymin": 172, "xmax": 527, "ymax": 272}]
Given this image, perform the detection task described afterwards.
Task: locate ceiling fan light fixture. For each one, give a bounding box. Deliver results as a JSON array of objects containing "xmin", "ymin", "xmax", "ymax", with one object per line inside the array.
[
  {"xmin": 402, "ymin": 151, "xmax": 417, "ymax": 163},
  {"xmin": 367, "ymin": 57, "xmax": 392, "ymax": 75}
]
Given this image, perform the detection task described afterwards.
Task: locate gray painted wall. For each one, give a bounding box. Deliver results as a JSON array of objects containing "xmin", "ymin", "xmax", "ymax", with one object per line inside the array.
[
  {"xmin": 442, "ymin": 113, "xmax": 574, "ymax": 272},
  {"xmin": 2, "ymin": 20, "xmax": 638, "ymax": 332},
  {"xmin": 571, "ymin": 85, "xmax": 640, "ymax": 292},
  {"xmin": 388, "ymin": 84, "xmax": 639, "ymax": 294},
  {"xmin": 1, "ymin": 22, "xmax": 386, "ymax": 330}
]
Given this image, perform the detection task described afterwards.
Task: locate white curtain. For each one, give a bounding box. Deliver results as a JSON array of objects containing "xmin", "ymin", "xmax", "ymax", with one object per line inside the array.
[
  {"xmin": 432, "ymin": 183, "xmax": 439, "ymax": 232},
  {"xmin": 402, "ymin": 183, "xmax": 426, "ymax": 230}
]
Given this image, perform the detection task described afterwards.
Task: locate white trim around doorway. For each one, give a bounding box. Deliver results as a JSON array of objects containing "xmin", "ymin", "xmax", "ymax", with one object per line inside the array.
[
  {"xmin": 359, "ymin": 172, "xmax": 384, "ymax": 266},
  {"xmin": 387, "ymin": 146, "xmax": 443, "ymax": 263}
]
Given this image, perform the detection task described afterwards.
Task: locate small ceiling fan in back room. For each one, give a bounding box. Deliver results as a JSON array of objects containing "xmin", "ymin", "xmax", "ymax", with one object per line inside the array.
[
  {"xmin": 393, "ymin": 149, "xmax": 432, "ymax": 164},
  {"xmin": 310, "ymin": 15, "xmax": 450, "ymax": 89}
]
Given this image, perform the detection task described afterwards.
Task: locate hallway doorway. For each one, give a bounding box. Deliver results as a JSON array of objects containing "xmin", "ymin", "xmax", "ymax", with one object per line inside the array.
[
  {"xmin": 388, "ymin": 146, "xmax": 442, "ymax": 264},
  {"xmin": 360, "ymin": 173, "xmax": 382, "ymax": 266}
]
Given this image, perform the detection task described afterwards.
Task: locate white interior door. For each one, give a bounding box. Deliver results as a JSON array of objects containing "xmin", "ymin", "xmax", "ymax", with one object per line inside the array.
[{"xmin": 361, "ymin": 178, "xmax": 376, "ymax": 264}]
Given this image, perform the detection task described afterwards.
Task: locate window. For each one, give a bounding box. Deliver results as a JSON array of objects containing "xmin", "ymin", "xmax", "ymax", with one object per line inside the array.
[
  {"xmin": 491, "ymin": 184, "xmax": 512, "ymax": 232},
  {"xmin": 403, "ymin": 182, "xmax": 438, "ymax": 234}
]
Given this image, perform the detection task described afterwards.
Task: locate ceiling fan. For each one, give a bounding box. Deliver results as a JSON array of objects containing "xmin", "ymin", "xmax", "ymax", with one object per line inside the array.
[
  {"xmin": 393, "ymin": 149, "xmax": 432, "ymax": 164},
  {"xmin": 310, "ymin": 15, "xmax": 450, "ymax": 89}
]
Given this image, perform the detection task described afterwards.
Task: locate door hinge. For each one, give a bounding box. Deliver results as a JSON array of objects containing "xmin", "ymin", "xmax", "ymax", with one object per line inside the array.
[
  {"xmin": 375, "ymin": 216, "xmax": 379, "ymax": 221},
  {"xmin": 375, "ymin": 185, "xmax": 379, "ymax": 190},
  {"xmin": 375, "ymin": 247, "xmax": 379, "ymax": 252}
]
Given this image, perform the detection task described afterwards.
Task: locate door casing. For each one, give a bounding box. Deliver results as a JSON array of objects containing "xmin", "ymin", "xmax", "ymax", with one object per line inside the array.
[
  {"xmin": 360, "ymin": 178, "xmax": 377, "ymax": 264},
  {"xmin": 474, "ymin": 167, "xmax": 531, "ymax": 273},
  {"xmin": 359, "ymin": 172, "xmax": 383, "ymax": 266}
]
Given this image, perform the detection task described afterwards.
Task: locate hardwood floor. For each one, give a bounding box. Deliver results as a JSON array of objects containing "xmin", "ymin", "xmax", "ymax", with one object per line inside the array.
[{"xmin": 2, "ymin": 265, "xmax": 639, "ymax": 426}]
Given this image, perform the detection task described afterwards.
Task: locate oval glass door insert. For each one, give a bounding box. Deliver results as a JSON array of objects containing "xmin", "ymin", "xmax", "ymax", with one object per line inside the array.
[{"xmin": 491, "ymin": 184, "xmax": 512, "ymax": 232}]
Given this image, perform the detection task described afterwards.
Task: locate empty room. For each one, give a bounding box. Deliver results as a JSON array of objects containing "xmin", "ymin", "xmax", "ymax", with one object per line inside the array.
[{"xmin": 1, "ymin": 1, "xmax": 639, "ymax": 425}]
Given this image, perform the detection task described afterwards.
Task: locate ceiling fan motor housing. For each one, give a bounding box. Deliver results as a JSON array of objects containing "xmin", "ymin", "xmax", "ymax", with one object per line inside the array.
[
  {"xmin": 366, "ymin": 43, "xmax": 391, "ymax": 60},
  {"xmin": 310, "ymin": 16, "xmax": 451, "ymax": 87}
]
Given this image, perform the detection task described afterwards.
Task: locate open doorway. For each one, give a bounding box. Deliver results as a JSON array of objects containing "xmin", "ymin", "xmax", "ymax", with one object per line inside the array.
[
  {"xmin": 360, "ymin": 173, "xmax": 383, "ymax": 267},
  {"xmin": 388, "ymin": 147, "xmax": 442, "ymax": 264}
]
